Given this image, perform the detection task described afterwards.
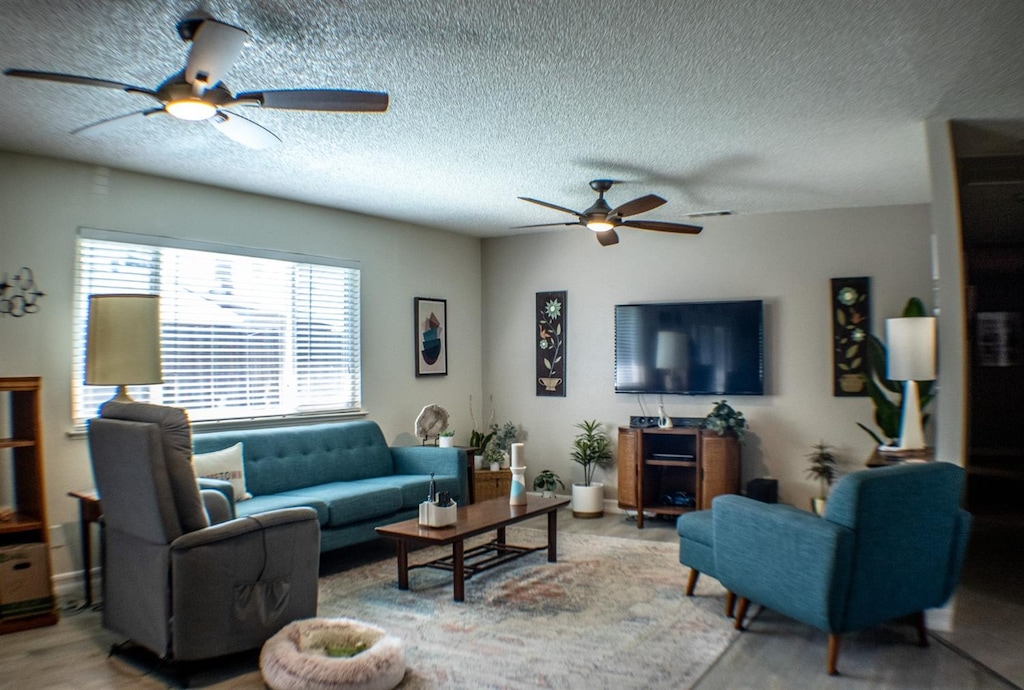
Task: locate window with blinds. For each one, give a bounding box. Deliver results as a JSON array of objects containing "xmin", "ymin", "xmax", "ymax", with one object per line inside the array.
[{"xmin": 72, "ymin": 229, "xmax": 361, "ymax": 425}]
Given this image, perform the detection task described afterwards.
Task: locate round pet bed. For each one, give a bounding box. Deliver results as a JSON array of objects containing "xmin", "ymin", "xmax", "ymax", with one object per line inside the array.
[{"xmin": 260, "ymin": 618, "xmax": 405, "ymax": 690}]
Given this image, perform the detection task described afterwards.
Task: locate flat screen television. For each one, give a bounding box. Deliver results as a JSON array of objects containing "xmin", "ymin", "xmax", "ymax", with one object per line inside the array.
[{"xmin": 614, "ymin": 300, "xmax": 764, "ymax": 395}]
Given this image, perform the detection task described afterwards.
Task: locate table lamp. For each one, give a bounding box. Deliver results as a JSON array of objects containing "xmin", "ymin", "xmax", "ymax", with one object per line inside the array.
[
  {"xmin": 85, "ymin": 294, "xmax": 163, "ymax": 409},
  {"xmin": 885, "ymin": 316, "xmax": 937, "ymax": 451}
]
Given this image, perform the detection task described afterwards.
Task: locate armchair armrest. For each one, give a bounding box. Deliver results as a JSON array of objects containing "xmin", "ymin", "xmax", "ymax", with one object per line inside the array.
[
  {"xmin": 198, "ymin": 477, "xmax": 235, "ymax": 508},
  {"xmin": 200, "ymin": 489, "xmax": 232, "ymax": 525},
  {"xmin": 168, "ymin": 507, "xmax": 320, "ymax": 660},
  {"xmin": 712, "ymin": 495, "xmax": 854, "ymax": 631},
  {"xmin": 171, "ymin": 507, "xmax": 318, "ymax": 551}
]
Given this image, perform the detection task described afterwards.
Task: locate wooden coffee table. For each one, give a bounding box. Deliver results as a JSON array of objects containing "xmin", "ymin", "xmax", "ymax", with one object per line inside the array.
[{"xmin": 375, "ymin": 495, "xmax": 570, "ymax": 602}]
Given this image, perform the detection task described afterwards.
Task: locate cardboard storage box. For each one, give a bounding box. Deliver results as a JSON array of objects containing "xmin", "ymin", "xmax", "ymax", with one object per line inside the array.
[{"xmin": 0, "ymin": 543, "xmax": 54, "ymax": 620}]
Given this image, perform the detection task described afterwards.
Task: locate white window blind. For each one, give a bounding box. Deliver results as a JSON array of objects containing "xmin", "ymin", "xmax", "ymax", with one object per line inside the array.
[{"xmin": 72, "ymin": 229, "xmax": 361, "ymax": 425}]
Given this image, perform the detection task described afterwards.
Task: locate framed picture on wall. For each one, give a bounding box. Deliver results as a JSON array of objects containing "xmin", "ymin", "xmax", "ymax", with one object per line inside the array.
[
  {"xmin": 536, "ymin": 290, "xmax": 566, "ymax": 396},
  {"xmin": 414, "ymin": 297, "xmax": 447, "ymax": 376}
]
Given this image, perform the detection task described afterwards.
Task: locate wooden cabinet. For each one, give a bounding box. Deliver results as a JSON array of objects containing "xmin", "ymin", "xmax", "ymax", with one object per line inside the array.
[
  {"xmin": 473, "ymin": 468, "xmax": 512, "ymax": 503},
  {"xmin": 0, "ymin": 377, "xmax": 58, "ymax": 633},
  {"xmin": 618, "ymin": 426, "xmax": 740, "ymax": 528}
]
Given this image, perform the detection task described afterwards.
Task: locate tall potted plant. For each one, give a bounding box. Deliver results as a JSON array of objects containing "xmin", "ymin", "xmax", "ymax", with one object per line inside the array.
[{"xmin": 570, "ymin": 420, "xmax": 613, "ymax": 518}]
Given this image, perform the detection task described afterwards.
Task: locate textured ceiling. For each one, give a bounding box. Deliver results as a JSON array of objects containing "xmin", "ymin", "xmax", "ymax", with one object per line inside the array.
[{"xmin": 1, "ymin": 0, "xmax": 1023, "ymax": 237}]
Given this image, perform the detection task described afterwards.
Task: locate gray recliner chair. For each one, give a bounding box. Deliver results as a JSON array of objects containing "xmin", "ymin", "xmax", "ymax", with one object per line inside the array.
[{"xmin": 87, "ymin": 401, "xmax": 321, "ymax": 662}]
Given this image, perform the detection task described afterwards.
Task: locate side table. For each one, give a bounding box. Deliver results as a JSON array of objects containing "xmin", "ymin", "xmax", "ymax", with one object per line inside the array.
[{"xmin": 67, "ymin": 490, "xmax": 101, "ymax": 607}]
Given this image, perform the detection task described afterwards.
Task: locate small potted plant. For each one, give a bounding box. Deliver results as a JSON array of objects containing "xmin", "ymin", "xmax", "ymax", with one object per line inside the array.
[
  {"xmin": 570, "ymin": 420, "xmax": 614, "ymax": 518},
  {"xmin": 703, "ymin": 400, "xmax": 747, "ymax": 440},
  {"xmin": 532, "ymin": 469, "xmax": 565, "ymax": 498},
  {"xmin": 438, "ymin": 430, "xmax": 456, "ymax": 448},
  {"xmin": 805, "ymin": 441, "xmax": 839, "ymax": 515}
]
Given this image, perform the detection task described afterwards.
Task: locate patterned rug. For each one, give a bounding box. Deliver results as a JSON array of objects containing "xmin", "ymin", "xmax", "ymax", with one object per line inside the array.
[{"xmin": 317, "ymin": 527, "xmax": 737, "ymax": 689}]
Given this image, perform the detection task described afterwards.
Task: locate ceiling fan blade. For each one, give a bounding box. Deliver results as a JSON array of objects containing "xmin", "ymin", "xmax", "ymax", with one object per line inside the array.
[
  {"xmin": 596, "ymin": 230, "xmax": 620, "ymax": 247},
  {"xmin": 610, "ymin": 194, "xmax": 666, "ymax": 218},
  {"xmin": 621, "ymin": 220, "xmax": 703, "ymax": 234},
  {"xmin": 185, "ymin": 19, "xmax": 248, "ymax": 88},
  {"xmin": 517, "ymin": 197, "xmax": 583, "ymax": 216},
  {"xmin": 211, "ymin": 110, "xmax": 280, "ymax": 149},
  {"xmin": 70, "ymin": 108, "xmax": 164, "ymax": 136},
  {"xmin": 236, "ymin": 89, "xmax": 389, "ymax": 112},
  {"xmin": 511, "ymin": 222, "xmax": 581, "ymax": 229},
  {"xmin": 4, "ymin": 69, "xmax": 155, "ymax": 96}
]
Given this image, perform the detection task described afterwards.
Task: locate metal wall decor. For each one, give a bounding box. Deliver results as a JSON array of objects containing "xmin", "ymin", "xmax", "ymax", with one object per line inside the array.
[
  {"xmin": 0, "ymin": 267, "xmax": 45, "ymax": 318},
  {"xmin": 536, "ymin": 290, "xmax": 566, "ymax": 396},
  {"xmin": 831, "ymin": 277, "xmax": 871, "ymax": 396}
]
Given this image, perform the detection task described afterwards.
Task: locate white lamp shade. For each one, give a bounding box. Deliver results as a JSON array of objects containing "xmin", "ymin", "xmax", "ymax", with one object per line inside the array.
[
  {"xmin": 655, "ymin": 331, "xmax": 688, "ymax": 369},
  {"xmin": 85, "ymin": 294, "xmax": 163, "ymax": 386},
  {"xmin": 886, "ymin": 316, "xmax": 936, "ymax": 382}
]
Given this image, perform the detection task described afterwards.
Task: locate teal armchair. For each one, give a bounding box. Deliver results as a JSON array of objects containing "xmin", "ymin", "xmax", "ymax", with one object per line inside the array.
[{"xmin": 711, "ymin": 462, "xmax": 970, "ymax": 675}]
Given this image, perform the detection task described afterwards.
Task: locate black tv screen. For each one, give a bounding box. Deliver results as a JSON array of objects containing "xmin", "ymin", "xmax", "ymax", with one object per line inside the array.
[{"xmin": 614, "ymin": 300, "xmax": 764, "ymax": 395}]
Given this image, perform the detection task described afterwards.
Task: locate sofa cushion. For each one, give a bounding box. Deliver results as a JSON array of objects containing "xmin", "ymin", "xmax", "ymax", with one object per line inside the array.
[
  {"xmin": 274, "ymin": 481, "xmax": 403, "ymax": 528},
  {"xmin": 235, "ymin": 494, "xmax": 330, "ymax": 525},
  {"xmin": 365, "ymin": 475, "xmax": 463, "ymax": 509}
]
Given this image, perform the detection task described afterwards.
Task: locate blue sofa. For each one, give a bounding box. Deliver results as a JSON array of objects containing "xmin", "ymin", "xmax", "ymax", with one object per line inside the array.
[{"xmin": 192, "ymin": 420, "xmax": 467, "ymax": 552}]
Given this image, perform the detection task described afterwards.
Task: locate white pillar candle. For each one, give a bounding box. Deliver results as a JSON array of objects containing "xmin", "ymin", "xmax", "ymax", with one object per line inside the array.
[{"xmin": 510, "ymin": 442, "xmax": 525, "ymax": 468}]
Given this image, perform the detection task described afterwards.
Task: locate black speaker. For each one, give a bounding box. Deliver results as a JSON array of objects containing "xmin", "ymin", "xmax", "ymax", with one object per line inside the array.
[{"xmin": 746, "ymin": 477, "xmax": 778, "ymax": 503}]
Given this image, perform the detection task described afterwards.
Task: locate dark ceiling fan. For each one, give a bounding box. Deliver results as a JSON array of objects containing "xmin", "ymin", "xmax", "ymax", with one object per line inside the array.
[
  {"xmin": 3, "ymin": 12, "xmax": 389, "ymax": 149},
  {"xmin": 515, "ymin": 179, "xmax": 703, "ymax": 246}
]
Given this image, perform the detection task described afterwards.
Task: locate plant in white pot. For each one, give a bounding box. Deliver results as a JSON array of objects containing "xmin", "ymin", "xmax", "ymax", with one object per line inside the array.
[
  {"xmin": 532, "ymin": 469, "xmax": 565, "ymax": 498},
  {"xmin": 438, "ymin": 430, "xmax": 456, "ymax": 448},
  {"xmin": 570, "ymin": 420, "xmax": 613, "ymax": 518}
]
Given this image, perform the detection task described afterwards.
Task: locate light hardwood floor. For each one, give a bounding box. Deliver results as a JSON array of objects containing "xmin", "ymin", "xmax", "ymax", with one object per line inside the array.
[{"xmin": 0, "ymin": 510, "xmax": 1018, "ymax": 689}]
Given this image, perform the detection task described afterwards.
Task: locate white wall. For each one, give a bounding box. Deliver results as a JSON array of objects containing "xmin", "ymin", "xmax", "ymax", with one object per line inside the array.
[
  {"xmin": 0, "ymin": 152, "xmax": 483, "ymax": 568},
  {"xmin": 480, "ymin": 205, "xmax": 935, "ymax": 509}
]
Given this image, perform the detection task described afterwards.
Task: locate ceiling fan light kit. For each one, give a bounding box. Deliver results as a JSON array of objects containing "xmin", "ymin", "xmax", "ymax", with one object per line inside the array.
[
  {"xmin": 3, "ymin": 13, "xmax": 389, "ymax": 147},
  {"xmin": 517, "ymin": 179, "xmax": 704, "ymax": 246}
]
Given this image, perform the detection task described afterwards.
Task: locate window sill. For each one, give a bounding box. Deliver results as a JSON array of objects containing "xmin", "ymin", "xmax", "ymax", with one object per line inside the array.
[{"xmin": 67, "ymin": 409, "xmax": 370, "ymax": 440}]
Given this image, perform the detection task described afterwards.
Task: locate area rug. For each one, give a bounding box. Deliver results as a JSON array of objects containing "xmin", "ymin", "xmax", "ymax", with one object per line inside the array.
[{"xmin": 317, "ymin": 528, "xmax": 737, "ymax": 689}]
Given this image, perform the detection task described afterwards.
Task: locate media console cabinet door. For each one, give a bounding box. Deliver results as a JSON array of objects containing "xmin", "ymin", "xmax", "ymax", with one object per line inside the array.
[
  {"xmin": 700, "ymin": 435, "xmax": 741, "ymax": 509},
  {"xmin": 617, "ymin": 428, "xmax": 638, "ymax": 509}
]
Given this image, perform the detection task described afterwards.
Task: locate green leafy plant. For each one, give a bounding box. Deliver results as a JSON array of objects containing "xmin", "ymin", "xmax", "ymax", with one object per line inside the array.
[
  {"xmin": 483, "ymin": 421, "xmax": 518, "ymax": 465},
  {"xmin": 570, "ymin": 420, "xmax": 613, "ymax": 486},
  {"xmin": 532, "ymin": 469, "xmax": 565, "ymax": 493},
  {"xmin": 703, "ymin": 400, "xmax": 747, "ymax": 441},
  {"xmin": 857, "ymin": 297, "xmax": 935, "ymax": 446},
  {"xmin": 439, "ymin": 430, "xmax": 455, "ymax": 438},
  {"xmin": 805, "ymin": 441, "xmax": 839, "ymax": 498}
]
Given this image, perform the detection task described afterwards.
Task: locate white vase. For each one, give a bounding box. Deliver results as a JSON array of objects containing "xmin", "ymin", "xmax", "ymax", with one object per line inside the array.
[
  {"xmin": 438, "ymin": 436, "xmax": 454, "ymax": 448},
  {"xmin": 572, "ymin": 482, "xmax": 605, "ymax": 518}
]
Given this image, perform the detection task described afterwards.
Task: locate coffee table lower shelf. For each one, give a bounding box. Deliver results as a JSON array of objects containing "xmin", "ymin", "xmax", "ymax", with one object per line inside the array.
[{"xmin": 375, "ymin": 495, "xmax": 570, "ymax": 602}]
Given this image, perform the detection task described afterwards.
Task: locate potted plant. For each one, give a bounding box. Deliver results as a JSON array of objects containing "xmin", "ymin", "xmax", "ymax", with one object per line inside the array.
[
  {"xmin": 532, "ymin": 469, "xmax": 565, "ymax": 498},
  {"xmin": 857, "ymin": 297, "xmax": 935, "ymax": 447},
  {"xmin": 805, "ymin": 441, "xmax": 839, "ymax": 515},
  {"xmin": 570, "ymin": 420, "xmax": 614, "ymax": 518},
  {"xmin": 438, "ymin": 430, "xmax": 456, "ymax": 448},
  {"xmin": 483, "ymin": 421, "xmax": 518, "ymax": 471},
  {"xmin": 703, "ymin": 400, "xmax": 747, "ymax": 440}
]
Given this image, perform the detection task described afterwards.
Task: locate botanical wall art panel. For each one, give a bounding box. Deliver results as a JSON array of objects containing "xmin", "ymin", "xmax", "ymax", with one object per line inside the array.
[
  {"xmin": 831, "ymin": 277, "xmax": 870, "ymax": 396},
  {"xmin": 415, "ymin": 297, "xmax": 447, "ymax": 376},
  {"xmin": 536, "ymin": 290, "xmax": 566, "ymax": 396}
]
